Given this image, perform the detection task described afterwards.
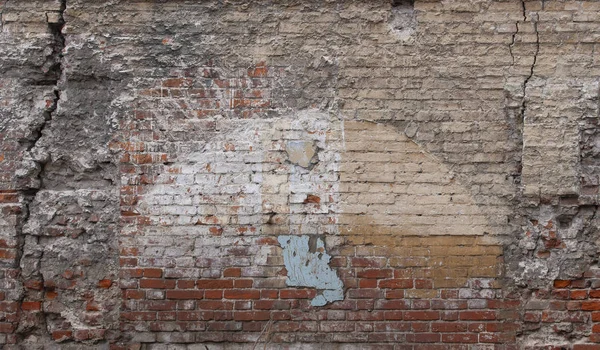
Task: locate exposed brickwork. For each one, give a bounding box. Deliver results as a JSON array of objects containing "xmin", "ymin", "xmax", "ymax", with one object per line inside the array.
[{"xmin": 2, "ymin": 0, "xmax": 600, "ymax": 348}]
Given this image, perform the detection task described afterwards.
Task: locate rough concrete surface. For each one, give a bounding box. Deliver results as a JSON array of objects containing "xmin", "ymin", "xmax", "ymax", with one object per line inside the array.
[{"xmin": 1, "ymin": 0, "xmax": 600, "ymax": 348}]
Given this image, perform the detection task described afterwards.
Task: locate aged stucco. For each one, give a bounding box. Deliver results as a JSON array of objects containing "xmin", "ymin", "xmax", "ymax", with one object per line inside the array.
[{"xmin": 1, "ymin": 0, "xmax": 600, "ymax": 348}]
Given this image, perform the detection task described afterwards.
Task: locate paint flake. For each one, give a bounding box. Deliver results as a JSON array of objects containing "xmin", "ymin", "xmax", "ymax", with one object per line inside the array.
[{"xmin": 278, "ymin": 235, "xmax": 344, "ymax": 306}]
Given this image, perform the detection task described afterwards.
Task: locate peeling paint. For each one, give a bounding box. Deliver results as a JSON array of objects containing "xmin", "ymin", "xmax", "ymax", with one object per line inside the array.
[{"xmin": 278, "ymin": 235, "xmax": 344, "ymax": 306}]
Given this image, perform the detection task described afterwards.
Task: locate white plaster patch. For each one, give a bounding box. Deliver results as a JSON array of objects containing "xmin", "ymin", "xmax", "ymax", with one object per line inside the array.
[{"xmin": 278, "ymin": 235, "xmax": 344, "ymax": 306}]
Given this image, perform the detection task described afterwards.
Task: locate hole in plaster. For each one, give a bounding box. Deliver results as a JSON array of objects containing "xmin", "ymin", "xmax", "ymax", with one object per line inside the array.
[
  {"xmin": 390, "ymin": 0, "xmax": 416, "ymax": 41},
  {"xmin": 557, "ymin": 214, "xmax": 573, "ymax": 229},
  {"xmin": 285, "ymin": 140, "xmax": 319, "ymax": 169}
]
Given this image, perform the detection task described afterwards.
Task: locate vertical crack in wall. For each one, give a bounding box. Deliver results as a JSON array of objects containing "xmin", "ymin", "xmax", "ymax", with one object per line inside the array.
[
  {"xmin": 505, "ymin": 0, "xmax": 540, "ymax": 191},
  {"xmin": 15, "ymin": 0, "xmax": 66, "ymax": 342},
  {"xmin": 508, "ymin": 20, "xmax": 519, "ymax": 64},
  {"xmin": 519, "ymin": 0, "xmax": 540, "ymax": 129}
]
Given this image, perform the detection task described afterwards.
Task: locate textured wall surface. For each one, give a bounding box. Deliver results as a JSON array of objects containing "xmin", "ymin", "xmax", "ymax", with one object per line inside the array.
[{"xmin": 1, "ymin": 0, "xmax": 600, "ymax": 348}]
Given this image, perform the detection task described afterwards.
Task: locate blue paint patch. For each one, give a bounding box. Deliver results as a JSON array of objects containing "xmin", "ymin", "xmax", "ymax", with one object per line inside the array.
[{"xmin": 278, "ymin": 235, "xmax": 344, "ymax": 306}]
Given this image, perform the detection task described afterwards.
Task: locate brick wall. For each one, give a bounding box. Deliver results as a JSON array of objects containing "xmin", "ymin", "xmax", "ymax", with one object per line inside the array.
[{"xmin": 2, "ymin": 0, "xmax": 600, "ymax": 349}]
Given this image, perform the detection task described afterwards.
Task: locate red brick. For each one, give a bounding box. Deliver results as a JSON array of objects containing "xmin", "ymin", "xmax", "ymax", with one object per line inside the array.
[
  {"xmin": 479, "ymin": 332, "xmax": 515, "ymax": 343},
  {"xmin": 406, "ymin": 333, "xmax": 440, "ymax": 343},
  {"xmin": 0, "ymin": 302, "xmax": 17, "ymax": 312},
  {"xmin": 177, "ymin": 311, "xmax": 214, "ymax": 321},
  {"xmin": 415, "ymin": 279, "xmax": 433, "ymax": 289},
  {"xmin": 52, "ymin": 330, "xmax": 72, "ymax": 342},
  {"xmin": 247, "ymin": 63, "xmax": 268, "ymax": 78},
  {"xmin": 261, "ymin": 290, "xmax": 278, "ymax": 299},
  {"xmin": 567, "ymin": 301, "xmax": 583, "ymax": 310},
  {"xmin": 224, "ymin": 289, "xmax": 260, "ymax": 300},
  {"xmin": 254, "ymin": 300, "xmax": 290, "ymax": 310},
  {"xmin": 358, "ymin": 279, "xmax": 378, "ymax": 288},
  {"xmin": 431, "ymin": 322, "xmax": 468, "ymax": 332},
  {"xmin": 97, "ymin": 279, "xmax": 113, "ymax": 288},
  {"xmin": 379, "ymin": 279, "xmax": 414, "ymax": 289},
  {"xmin": 273, "ymin": 321, "xmax": 315, "ymax": 332},
  {"xmin": 565, "ymin": 311, "xmax": 586, "ymax": 323},
  {"xmin": 467, "ymin": 322, "xmax": 485, "ymax": 333},
  {"xmin": 431, "ymin": 299, "xmax": 467, "ymax": 310},
  {"xmin": 573, "ymin": 345, "xmax": 600, "ymax": 350},
  {"xmin": 591, "ymin": 334, "xmax": 600, "ymax": 343},
  {"xmin": 121, "ymin": 312, "xmax": 156, "ymax": 321},
  {"xmin": 320, "ymin": 321, "xmax": 355, "ymax": 332},
  {"xmin": 441, "ymin": 290, "xmax": 459, "ymax": 299},
  {"xmin": 73, "ymin": 330, "xmax": 90, "ymax": 341},
  {"xmin": 570, "ymin": 290, "xmax": 589, "ymax": 300},
  {"xmin": 357, "ymin": 269, "xmax": 393, "ymax": 279},
  {"xmin": 582, "ymin": 301, "xmax": 600, "ymax": 311},
  {"xmin": 441, "ymin": 311, "xmax": 459, "ymax": 321},
  {"xmin": 21, "ymin": 301, "xmax": 42, "ymax": 311},
  {"xmin": 351, "ymin": 257, "xmax": 386, "ymax": 268},
  {"xmin": 120, "ymin": 268, "xmax": 143, "ymax": 278},
  {"xmin": 383, "ymin": 311, "xmax": 403, "ymax": 320},
  {"xmin": 234, "ymin": 311, "xmax": 270, "ymax": 321},
  {"xmin": 0, "ymin": 323, "xmax": 14, "ymax": 333},
  {"xmin": 255, "ymin": 237, "xmax": 278, "ymax": 245},
  {"xmin": 349, "ymin": 288, "xmax": 383, "ymax": 299},
  {"xmin": 554, "ymin": 280, "xmax": 571, "ymax": 288},
  {"xmin": 123, "ymin": 290, "xmax": 144, "ymax": 299},
  {"xmin": 549, "ymin": 300, "xmax": 566, "ymax": 310},
  {"xmin": 356, "ymin": 300, "xmax": 375, "ymax": 310},
  {"xmin": 23, "ymin": 279, "xmax": 43, "ymax": 290},
  {"xmin": 166, "ymin": 290, "xmax": 203, "ymax": 299},
  {"xmin": 280, "ymin": 289, "xmax": 316, "ymax": 299},
  {"xmin": 139, "ymin": 301, "xmax": 177, "ymax": 311},
  {"xmin": 459, "ymin": 311, "xmax": 496, "ymax": 320},
  {"xmin": 234, "ymin": 279, "xmax": 253, "ymax": 288},
  {"xmin": 386, "ymin": 290, "xmax": 405, "ymax": 299},
  {"xmin": 139, "ymin": 279, "xmax": 175, "ymax": 289},
  {"xmin": 177, "ymin": 280, "xmax": 195, "ymax": 289},
  {"xmin": 0, "ymin": 193, "xmax": 18, "ymax": 203},
  {"xmin": 198, "ymin": 301, "xmax": 232, "ymax": 310},
  {"xmin": 0, "ymin": 239, "xmax": 16, "ymax": 248},
  {"xmin": 223, "ymin": 267, "xmax": 241, "ymax": 277},
  {"xmin": 197, "ymin": 279, "xmax": 234, "ymax": 289},
  {"xmin": 404, "ymin": 311, "xmax": 440, "ymax": 321},
  {"xmin": 541, "ymin": 311, "xmax": 562, "ymax": 323},
  {"xmin": 487, "ymin": 299, "xmax": 520, "ymax": 309},
  {"xmin": 143, "ymin": 268, "xmax": 162, "ymax": 278},
  {"xmin": 374, "ymin": 322, "xmax": 410, "ymax": 332},
  {"xmin": 523, "ymin": 311, "xmax": 541, "ymax": 322},
  {"xmin": 571, "ymin": 279, "xmax": 589, "ymax": 288},
  {"xmin": 442, "ymin": 333, "xmax": 478, "ymax": 343},
  {"xmin": 552, "ymin": 289, "xmax": 570, "ymax": 300},
  {"xmin": 376, "ymin": 300, "xmax": 410, "ymax": 310},
  {"xmin": 0, "ymin": 249, "xmax": 16, "ymax": 259},
  {"xmin": 204, "ymin": 290, "xmax": 223, "ymax": 299},
  {"xmin": 347, "ymin": 310, "xmax": 385, "ymax": 321},
  {"xmin": 486, "ymin": 322, "xmax": 519, "ymax": 332},
  {"xmin": 411, "ymin": 322, "xmax": 429, "ymax": 332},
  {"xmin": 162, "ymin": 78, "xmax": 192, "ymax": 88}
]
